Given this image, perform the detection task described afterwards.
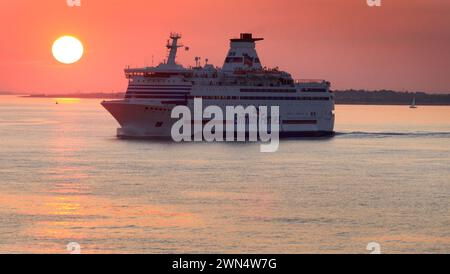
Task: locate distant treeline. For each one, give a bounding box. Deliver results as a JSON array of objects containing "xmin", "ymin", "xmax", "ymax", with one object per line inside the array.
[
  {"xmin": 0, "ymin": 91, "xmax": 17, "ymax": 95},
  {"xmin": 9, "ymin": 90, "xmax": 450, "ymax": 105},
  {"xmin": 25, "ymin": 93, "xmax": 125, "ymax": 99},
  {"xmin": 333, "ymin": 90, "xmax": 450, "ymax": 105}
]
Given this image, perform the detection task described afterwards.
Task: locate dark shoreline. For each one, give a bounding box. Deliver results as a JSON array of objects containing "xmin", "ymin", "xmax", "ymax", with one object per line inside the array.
[
  {"xmin": 22, "ymin": 93, "xmax": 124, "ymax": 100},
  {"xmin": 4, "ymin": 89, "xmax": 450, "ymax": 106}
]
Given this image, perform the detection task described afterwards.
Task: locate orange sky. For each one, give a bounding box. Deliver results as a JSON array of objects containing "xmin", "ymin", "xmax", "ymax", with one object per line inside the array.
[{"xmin": 0, "ymin": 0, "xmax": 449, "ymax": 94}]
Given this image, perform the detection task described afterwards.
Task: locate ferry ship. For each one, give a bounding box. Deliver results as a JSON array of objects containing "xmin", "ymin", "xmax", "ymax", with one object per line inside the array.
[{"xmin": 102, "ymin": 33, "xmax": 335, "ymax": 138}]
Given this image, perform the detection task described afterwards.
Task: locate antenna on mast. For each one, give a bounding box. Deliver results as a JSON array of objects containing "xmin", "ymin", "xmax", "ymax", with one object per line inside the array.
[{"xmin": 194, "ymin": 56, "xmax": 201, "ymax": 68}]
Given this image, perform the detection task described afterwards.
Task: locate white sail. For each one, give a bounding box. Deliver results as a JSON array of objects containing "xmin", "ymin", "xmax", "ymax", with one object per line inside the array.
[{"xmin": 410, "ymin": 97, "xmax": 417, "ymax": 108}]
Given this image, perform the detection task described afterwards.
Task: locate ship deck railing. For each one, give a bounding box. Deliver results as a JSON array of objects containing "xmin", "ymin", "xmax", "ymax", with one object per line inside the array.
[{"xmin": 295, "ymin": 79, "xmax": 328, "ymax": 84}]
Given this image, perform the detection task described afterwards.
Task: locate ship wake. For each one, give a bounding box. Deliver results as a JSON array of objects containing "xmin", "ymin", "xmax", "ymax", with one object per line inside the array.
[{"xmin": 336, "ymin": 131, "xmax": 450, "ymax": 138}]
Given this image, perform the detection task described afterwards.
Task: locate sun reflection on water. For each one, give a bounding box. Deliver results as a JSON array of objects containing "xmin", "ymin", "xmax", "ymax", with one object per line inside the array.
[
  {"xmin": 54, "ymin": 98, "xmax": 81, "ymax": 104},
  {"xmin": 0, "ymin": 100, "xmax": 199, "ymax": 253}
]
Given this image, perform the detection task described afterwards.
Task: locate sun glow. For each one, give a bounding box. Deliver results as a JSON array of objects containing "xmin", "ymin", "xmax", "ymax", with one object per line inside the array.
[{"xmin": 52, "ymin": 36, "xmax": 84, "ymax": 64}]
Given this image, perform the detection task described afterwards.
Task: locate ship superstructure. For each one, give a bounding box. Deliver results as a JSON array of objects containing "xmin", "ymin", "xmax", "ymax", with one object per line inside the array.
[{"xmin": 102, "ymin": 33, "xmax": 335, "ymax": 138}]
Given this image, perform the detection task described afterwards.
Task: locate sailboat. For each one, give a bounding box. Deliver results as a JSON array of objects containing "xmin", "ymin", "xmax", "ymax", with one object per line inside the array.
[{"xmin": 410, "ymin": 97, "xmax": 417, "ymax": 109}]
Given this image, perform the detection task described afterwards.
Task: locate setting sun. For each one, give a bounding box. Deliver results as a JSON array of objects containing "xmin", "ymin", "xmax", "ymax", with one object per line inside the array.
[{"xmin": 52, "ymin": 36, "xmax": 84, "ymax": 64}]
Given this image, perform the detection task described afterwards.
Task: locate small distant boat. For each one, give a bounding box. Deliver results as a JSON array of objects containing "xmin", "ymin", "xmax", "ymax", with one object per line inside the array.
[{"xmin": 410, "ymin": 97, "xmax": 417, "ymax": 109}]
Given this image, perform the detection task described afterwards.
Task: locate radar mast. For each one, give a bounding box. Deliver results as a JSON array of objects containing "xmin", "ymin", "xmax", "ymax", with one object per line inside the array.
[{"xmin": 166, "ymin": 33, "xmax": 183, "ymax": 65}]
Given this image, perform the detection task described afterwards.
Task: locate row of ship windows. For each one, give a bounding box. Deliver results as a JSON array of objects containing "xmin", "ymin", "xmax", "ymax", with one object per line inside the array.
[
  {"xmin": 240, "ymin": 88, "xmax": 297, "ymax": 93},
  {"xmin": 151, "ymin": 120, "xmax": 317, "ymax": 128},
  {"xmin": 141, "ymin": 107, "xmax": 327, "ymax": 119},
  {"xmin": 128, "ymin": 85, "xmax": 328, "ymax": 95},
  {"xmin": 132, "ymin": 79, "xmax": 181, "ymax": 83},
  {"xmin": 125, "ymin": 95, "xmax": 331, "ymax": 101},
  {"xmin": 224, "ymin": 57, "xmax": 261, "ymax": 64},
  {"xmin": 201, "ymin": 96, "xmax": 330, "ymax": 101},
  {"xmin": 302, "ymin": 88, "xmax": 328, "ymax": 92},
  {"xmin": 129, "ymin": 79, "xmax": 327, "ymax": 93}
]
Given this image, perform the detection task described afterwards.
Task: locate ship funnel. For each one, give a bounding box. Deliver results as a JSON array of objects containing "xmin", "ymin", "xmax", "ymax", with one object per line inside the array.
[{"xmin": 223, "ymin": 33, "xmax": 264, "ymax": 72}]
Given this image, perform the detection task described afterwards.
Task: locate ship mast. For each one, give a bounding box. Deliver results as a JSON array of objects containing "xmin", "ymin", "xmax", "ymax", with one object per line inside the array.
[{"xmin": 166, "ymin": 33, "xmax": 183, "ymax": 65}]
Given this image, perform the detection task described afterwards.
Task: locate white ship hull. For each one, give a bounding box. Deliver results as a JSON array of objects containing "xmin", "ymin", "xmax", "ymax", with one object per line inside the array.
[{"xmin": 102, "ymin": 98, "xmax": 335, "ymax": 138}]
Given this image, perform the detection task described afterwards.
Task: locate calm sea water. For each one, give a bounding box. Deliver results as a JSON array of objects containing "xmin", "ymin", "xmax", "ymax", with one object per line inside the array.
[{"xmin": 0, "ymin": 95, "xmax": 449, "ymax": 254}]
